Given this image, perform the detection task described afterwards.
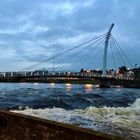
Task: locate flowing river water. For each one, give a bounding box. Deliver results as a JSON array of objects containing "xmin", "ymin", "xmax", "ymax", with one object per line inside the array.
[{"xmin": 0, "ymin": 83, "xmax": 140, "ymax": 139}]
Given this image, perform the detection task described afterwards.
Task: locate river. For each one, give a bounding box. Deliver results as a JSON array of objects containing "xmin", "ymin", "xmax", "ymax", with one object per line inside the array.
[{"xmin": 0, "ymin": 83, "xmax": 140, "ymax": 139}]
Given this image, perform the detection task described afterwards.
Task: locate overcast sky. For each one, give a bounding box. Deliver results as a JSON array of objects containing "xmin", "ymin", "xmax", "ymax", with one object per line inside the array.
[{"xmin": 0, "ymin": 0, "xmax": 139, "ymax": 71}]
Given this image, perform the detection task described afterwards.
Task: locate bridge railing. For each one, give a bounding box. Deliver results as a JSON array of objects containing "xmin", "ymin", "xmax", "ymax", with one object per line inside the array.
[{"xmin": 0, "ymin": 71, "xmax": 135, "ymax": 81}]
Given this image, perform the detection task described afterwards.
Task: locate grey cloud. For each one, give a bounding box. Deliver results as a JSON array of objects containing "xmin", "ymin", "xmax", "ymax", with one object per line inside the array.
[{"xmin": 0, "ymin": 0, "xmax": 139, "ymax": 71}]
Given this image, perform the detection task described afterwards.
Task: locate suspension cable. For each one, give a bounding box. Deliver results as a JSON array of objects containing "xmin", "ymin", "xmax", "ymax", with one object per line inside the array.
[
  {"xmin": 54, "ymin": 35, "xmax": 106, "ymax": 71},
  {"xmin": 79, "ymin": 37, "xmax": 106, "ymax": 70},
  {"xmin": 19, "ymin": 33, "xmax": 107, "ymax": 71},
  {"xmin": 111, "ymin": 35, "xmax": 133, "ymax": 68},
  {"xmin": 111, "ymin": 36, "xmax": 126, "ymax": 66},
  {"xmin": 110, "ymin": 36, "xmax": 125, "ymax": 66},
  {"xmin": 110, "ymin": 37, "xmax": 116, "ymax": 69}
]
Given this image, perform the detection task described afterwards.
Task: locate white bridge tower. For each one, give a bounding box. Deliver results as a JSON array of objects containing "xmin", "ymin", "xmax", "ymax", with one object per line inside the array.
[{"xmin": 102, "ymin": 23, "xmax": 114, "ymax": 76}]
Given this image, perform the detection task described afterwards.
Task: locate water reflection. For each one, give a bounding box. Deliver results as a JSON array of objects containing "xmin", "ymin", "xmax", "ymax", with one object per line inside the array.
[
  {"xmin": 34, "ymin": 83, "xmax": 39, "ymax": 86},
  {"xmin": 84, "ymin": 84, "xmax": 93, "ymax": 92},
  {"xmin": 21, "ymin": 82, "xmax": 26, "ymax": 85},
  {"xmin": 96, "ymin": 85, "xmax": 100, "ymax": 88},
  {"xmin": 66, "ymin": 83, "xmax": 71, "ymax": 92},
  {"xmin": 51, "ymin": 83, "xmax": 55, "ymax": 88}
]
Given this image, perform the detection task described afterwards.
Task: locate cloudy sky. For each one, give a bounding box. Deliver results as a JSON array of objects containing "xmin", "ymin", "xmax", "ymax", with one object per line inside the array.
[{"xmin": 0, "ymin": 0, "xmax": 139, "ymax": 71}]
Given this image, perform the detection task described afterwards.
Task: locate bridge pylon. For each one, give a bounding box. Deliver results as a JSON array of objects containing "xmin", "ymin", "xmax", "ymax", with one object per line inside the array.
[{"xmin": 102, "ymin": 23, "xmax": 114, "ymax": 76}]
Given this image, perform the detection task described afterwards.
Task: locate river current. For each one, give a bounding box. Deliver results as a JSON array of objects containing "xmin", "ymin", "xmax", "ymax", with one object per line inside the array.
[{"xmin": 0, "ymin": 83, "xmax": 140, "ymax": 139}]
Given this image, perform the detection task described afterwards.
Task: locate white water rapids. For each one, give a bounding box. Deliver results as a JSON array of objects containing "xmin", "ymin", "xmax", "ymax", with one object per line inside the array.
[{"xmin": 12, "ymin": 98, "xmax": 140, "ymax": 140}]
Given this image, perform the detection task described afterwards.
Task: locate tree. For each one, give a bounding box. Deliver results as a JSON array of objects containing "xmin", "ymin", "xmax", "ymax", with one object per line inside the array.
[
  {"xmin": 80, "ymin": 68, "xmax": 84, "ymax": 73},
  {"xmin": 119, "ymin": 66, "xmax": 127, "ymax": 73}
]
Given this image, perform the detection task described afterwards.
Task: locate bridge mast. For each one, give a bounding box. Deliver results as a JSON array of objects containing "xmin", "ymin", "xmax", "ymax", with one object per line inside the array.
[{"xmin": 102, "ymin": 23, "xmax": 114, "ymax": 76}]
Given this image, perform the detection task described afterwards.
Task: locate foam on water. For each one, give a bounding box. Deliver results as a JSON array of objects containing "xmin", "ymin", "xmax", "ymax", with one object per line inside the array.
[{"xmin": 12, "ymin": 98, "xmax": 140, "ymax": 140}]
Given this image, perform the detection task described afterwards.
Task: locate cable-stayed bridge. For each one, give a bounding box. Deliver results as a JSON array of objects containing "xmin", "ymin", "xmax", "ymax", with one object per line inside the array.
[
  {"xmin": 20, "ymin": 24, "xmax": 132, "ymax": 72},
  {"xmin": 0, "ymin": 24, "xmax": 139, "ymax": 88}
]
